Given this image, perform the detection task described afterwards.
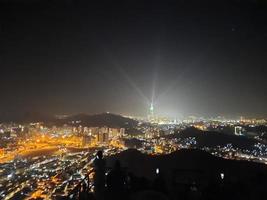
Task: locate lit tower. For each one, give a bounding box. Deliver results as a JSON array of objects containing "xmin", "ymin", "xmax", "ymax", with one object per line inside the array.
[
  {"xmin": 148, "ymin": 102, "xmax": 154, "ymax": 121},
  {"xmin": 150, "ymin": 103, "xmax": 154, "ymax": 116}
]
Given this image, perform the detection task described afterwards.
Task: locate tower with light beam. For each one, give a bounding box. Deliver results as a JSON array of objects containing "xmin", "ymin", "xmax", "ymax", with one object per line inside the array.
[
  {"xmin": 150, "ymin": 103, "xmax": 154, "ymax": 117},
  {"xmin": 148, "ymin": 102, "xmax": 155, "ymax": 122}
]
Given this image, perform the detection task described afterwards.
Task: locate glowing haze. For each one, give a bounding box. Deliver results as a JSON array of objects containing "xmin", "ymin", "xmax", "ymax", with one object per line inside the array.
[{"xmin": 0, "ymin": 0, "xmax": 267, "ymax": 119}]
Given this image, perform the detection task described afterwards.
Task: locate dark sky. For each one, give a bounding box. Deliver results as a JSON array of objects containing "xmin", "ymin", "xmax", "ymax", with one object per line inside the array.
[{"xmin": 0, "ymin": 0, "xmax": 267, "ymax": 119}]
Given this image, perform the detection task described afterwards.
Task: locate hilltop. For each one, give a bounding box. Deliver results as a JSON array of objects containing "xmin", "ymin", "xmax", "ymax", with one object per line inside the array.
[
  {"xmin": 166, "ymin": 127, "xmax": 265, "ymax": 149},
  {"xmin": 58, "ymin": 112, "xmax": 138, "ymax": 128}
]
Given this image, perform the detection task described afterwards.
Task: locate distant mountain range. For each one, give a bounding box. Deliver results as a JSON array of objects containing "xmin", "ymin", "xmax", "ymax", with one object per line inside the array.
[
  {"xmin": 56, "ymin": 113, "xmax": 138, "ymax": 128},
  {"xmin": 0, "ymin": 112, "xmax": 138, "ymax": 128}
]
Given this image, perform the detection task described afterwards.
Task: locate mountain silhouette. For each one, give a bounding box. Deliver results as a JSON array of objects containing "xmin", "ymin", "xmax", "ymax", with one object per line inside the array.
[
  {"xmin": 107, "ymin": 148, "xmax": 267, "ymax": 181},
  {"xmin": 57, "ymin": 113, "xmax": 138, "ymax": 128},
  {"xmin": 167, "ymin": 127, "xmax": 265, "ymax": 149}
]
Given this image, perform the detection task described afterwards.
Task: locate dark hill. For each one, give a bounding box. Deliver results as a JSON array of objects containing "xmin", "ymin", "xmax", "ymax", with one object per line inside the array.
[
  {"xmin": 106, "ymin": 149, "xmax": 267, "ymax": 189},
  {"xmin": 167, "ymin": 127, "xmax": 264, "ymax": 149},
  {"xmin": 58, "ymin": 113, "xmax": 138, "ymax": 128},
  {"xmin": 0, "ymin": 112, "xmax": 138, "ymax": 129}
]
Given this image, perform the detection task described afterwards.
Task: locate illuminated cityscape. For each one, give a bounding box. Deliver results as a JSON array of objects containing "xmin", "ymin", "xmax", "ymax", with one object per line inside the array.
[
  {"xmin": 1, "ymin": 0, "xmax": 267, "ymax": 199},
  {"xmin": 0, "ymin": 111, "xmax": 266, "ymax": 199}
]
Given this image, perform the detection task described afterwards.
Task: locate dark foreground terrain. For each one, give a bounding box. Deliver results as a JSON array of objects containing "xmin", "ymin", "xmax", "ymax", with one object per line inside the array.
[{"xmin": 70, "ymin": 149, "xmax": 267, "ymax": 200}]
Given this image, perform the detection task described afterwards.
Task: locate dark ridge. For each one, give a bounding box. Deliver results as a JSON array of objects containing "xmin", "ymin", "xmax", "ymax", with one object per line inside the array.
[
  {"xmin": 0, "ymin": 112, "xmax": 137, "ymax": 129},
  {"xmin": 57, "ymin": 112, "xmax": 138, "ymax": 128},
  {"xmin": 167, "ymin": 127, "xmax": 265, "ymax": 149},
  {"xmin": 106, "ymin": 149, "xmax": 267, "ymax": 183}
]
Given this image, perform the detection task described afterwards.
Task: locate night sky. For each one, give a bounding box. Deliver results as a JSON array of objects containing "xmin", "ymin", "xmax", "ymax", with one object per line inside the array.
[{"xmin": 1, "ymin": 0, "xmax": 267, "ymax": 119}]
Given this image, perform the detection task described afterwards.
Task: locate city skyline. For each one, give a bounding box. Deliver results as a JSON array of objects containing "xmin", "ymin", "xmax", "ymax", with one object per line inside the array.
[{"xmin": 1, "ymin": 1, "xmax": 267, "ymax": 199}]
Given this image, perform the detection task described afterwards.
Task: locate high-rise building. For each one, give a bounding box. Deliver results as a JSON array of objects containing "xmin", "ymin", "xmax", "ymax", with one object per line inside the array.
[
  {"xmin": 150, "ymin": 103, "xmax": 154, "ymax": 116},
  {"xmin": 234, "ymin": 126, "xmax": 243, "ymax": 136},
  {"xmin": 148, "ymin": 102, "xmax": 155, "ymax": 121},
  {"xmin": 82, "ymin": 135, "xmax": 91, "ymax": 146},
  {"xmin": 99, "ymin": 127, "xmax": 109, "ymax": 134},
  {"xmin": 109, "ymin": 128, "xmax": 119, "ymax": 138},
  {"xmin": 97, "ymin": 132, "xmax": 109, "ymax": 143},
  {"xmin": 84, "ymin": 127, "xmax": 89, "ymax": 133},
  {"xmin": 89, "ymin": 127, "xmax": 99, "ymax": 136},
  {"xmin": 120, "ymin": 128, "xmax": 125, "ymax": 137}
]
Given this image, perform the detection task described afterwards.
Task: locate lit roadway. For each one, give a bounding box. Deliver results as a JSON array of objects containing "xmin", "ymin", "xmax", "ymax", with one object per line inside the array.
[{"xmin": 0, "ymin": 134, "xmax": 85, "ymax": 164}]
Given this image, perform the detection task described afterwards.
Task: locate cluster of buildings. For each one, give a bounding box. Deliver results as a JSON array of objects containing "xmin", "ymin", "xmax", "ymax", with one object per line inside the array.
[
  {"xmin": 81, "ymin": 127, "xmax": 126, "ymax": 145},
  {"xmin": 27, "ymin": 123, "xmax": 126, "ymax": 146},
  {"xmin": 0, "ymin": 109, "xmax": 266, "ymax": 199}
]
